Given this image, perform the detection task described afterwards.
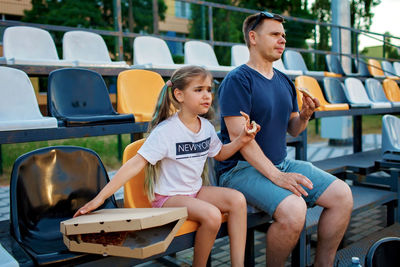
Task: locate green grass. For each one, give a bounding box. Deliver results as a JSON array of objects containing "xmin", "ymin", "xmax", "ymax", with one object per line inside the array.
[{"xmin": 0, "ymin": 115, "xmax": 390, "ymax": 186}]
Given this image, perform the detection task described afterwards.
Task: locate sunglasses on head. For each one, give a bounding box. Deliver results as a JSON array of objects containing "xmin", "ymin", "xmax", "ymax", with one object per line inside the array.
[{"xmin": 250, "ymin": 11, "xmax": 283, "ymax": 31}]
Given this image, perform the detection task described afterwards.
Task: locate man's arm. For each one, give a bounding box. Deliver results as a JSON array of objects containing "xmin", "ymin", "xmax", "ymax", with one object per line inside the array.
[
  {"xmin": 224, "ymin": 116, "xmax": 313, "ymax": 197},
  {"xmin": 287, "ymin": 95, "xmax": 320, "ymax": 137}
]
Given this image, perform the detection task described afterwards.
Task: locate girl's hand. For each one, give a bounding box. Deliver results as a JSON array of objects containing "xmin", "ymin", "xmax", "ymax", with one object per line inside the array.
[
  {"xmin": 239, "ymin": 111, "xmax": 260, "ymax": 142},
  {"xmin": 73, "ymin": 197, "xmax": 104, "ymax": 218}
]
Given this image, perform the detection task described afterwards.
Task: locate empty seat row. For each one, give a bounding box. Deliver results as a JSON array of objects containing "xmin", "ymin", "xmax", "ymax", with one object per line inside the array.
[
  {"xmin": 0, "ymin": 66, "xmax": 168, "ymax": 131},
  {"xmin": 295, "ymin": 75, "xmax": 400, "ymax": 111}
]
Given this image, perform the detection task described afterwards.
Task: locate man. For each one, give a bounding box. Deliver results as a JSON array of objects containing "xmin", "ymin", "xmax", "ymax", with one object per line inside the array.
[{"xmin": 217, "ymin": 12, "xmax": 353, "ymax": 267}]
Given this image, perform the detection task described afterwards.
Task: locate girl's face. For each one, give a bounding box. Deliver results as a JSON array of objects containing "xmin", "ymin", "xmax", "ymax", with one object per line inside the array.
[{"xmin": 174, "ymin": 75, "xmax": 213, "ymax": 116}]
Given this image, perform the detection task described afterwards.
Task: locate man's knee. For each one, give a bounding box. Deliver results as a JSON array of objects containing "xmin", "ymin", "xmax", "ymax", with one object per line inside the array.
[
  {"xmin": 320, "ymin": 180, "xmax": 353, "ymax": 211},
  {"xmin": 274, "ymin": 195, "xmax": 307, "ymax": 233}
]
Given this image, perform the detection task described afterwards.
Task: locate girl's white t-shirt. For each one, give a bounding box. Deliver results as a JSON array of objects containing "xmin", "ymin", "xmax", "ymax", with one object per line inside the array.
[{"xmin": 138, "ymin": 113, "xmax": 223, "ymax": 196}]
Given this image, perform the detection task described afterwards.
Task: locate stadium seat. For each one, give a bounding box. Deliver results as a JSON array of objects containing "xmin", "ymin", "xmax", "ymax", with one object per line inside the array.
[
  {"xmin": 3, "ymin": 26, "xmax": 75, "ymax": 66},
  {"xmin": 47, "ymin": 68, "xmax": 134, "ymax": 126},
  {"xmin": 184, "ymin": 41, "xmax": 234, "ymax": 72},
  {"xmin": 365, "ymin": 236, "xmax": 400, "ymax": 267},
  {"xmin": 382, "ymin": 78, "xmax": 400, "ymax": 102},
  {"xmin": 381, "ymin": 60, "xmax": 400, "ymax": 79},
  {"xmin": 367, "ymin": 59, "xmax": 386, "ymax": 78},
  {"xmin": 322, "ymin": 77, "xmax": 370, "ymax": 108},
  {"xmin": 63, "ymin": 31, "xmax": 129, "ymax": 68},
  {"xmin": 393, "ymin": 61, "xmax": 400, "ymax": 76},
  {"xmin": 325, "ymin": 54, "xmax": 360, "ymax": 77},
  {"xmin": 295, "ymin": 76, "xmax": 349, "ymax": 111},
  {"xmin": 344, "ymin": 78, "xmax": 391, "ymax": 108},
  {"xmin": 355, "ymin": 58, "xmax": 371, "ymax": 77},
  {"xmin": 382, "ymin": 115, "xmax": 400, "ymax": 162},
  {"xmin": 133, "ymin": 36, "xmax": 186, "ymax": 69},
  {"xmin": 231, "ymin": 44, "xmax": 249, "ymax": 66},
  {"xmin": 123, "ymin": 139, "xmax": 227, "ymax": 237},
  {"xmin": 0, "ymin": 66, "xmax": 58, "ymax": 131},
  {"xmin": 117, "ymin": 69, "xmax": 164, "ymax": 122},
  {"xmin": 231, "ymin": 44, "xmax": 302, "ymax": 75},
  {"xmin": 365, "ymin": 78, "xmax": 400, "ymax": 107},
  {"xmin": 10, "ymin": 146, "xmax": 118, "ymax": 265},
  {"xmin": 284, "ymin": 50, "xmax": 341, "ymax": 77}
]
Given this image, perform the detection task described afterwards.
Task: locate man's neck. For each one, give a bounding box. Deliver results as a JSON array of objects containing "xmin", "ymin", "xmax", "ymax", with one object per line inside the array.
[{"xmin": 247, "ymin": 54, "xmax": 275, "ymax": 79}]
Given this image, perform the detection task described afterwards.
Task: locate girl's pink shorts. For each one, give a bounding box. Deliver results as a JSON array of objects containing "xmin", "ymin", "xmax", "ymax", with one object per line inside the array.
[{"xmin": 151, "ymin": 192, "xmax": 198, "ymax": 208}]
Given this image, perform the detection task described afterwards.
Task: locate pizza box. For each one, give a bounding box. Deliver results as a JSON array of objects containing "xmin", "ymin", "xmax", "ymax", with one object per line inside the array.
[{"xmin": 60, "ymin": 208, "xmax": 187, "ymax": 259}]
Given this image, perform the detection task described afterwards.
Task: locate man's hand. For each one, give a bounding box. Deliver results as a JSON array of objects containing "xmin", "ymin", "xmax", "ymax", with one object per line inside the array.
[
  {"xmin": 273, "ymin": 171, "xmax": 314, "ymax": 197},
  {"xmin": 299, "ymin": 94, "xmax": 320, "ymax": 121}
]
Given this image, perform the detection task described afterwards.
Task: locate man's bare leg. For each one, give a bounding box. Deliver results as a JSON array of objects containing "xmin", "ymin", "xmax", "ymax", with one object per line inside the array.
[
  {"xmin": 266, "ymin": 194, "xmax": 307, "ymax": 267},
  {"xmin": 314, "ymin": 180, "xmax": 353, "ymax": 267}
]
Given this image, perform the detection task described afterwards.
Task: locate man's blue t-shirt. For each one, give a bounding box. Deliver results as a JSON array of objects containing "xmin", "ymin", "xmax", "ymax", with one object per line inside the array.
[{"xmin": 218, "ymin": 64, "xmax": 299, "ymax": 176}]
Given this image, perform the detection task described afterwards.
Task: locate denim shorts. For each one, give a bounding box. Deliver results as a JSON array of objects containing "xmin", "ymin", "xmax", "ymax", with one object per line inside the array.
[{"xmin": 219, "ymin": 158, "xmax": 336, "ymax": 216}]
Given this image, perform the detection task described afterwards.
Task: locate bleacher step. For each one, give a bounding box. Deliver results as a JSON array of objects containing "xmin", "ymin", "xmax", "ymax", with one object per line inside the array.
[{"xmin": 335, "ymin": 223, "xmax": 400, "ymax": 267}]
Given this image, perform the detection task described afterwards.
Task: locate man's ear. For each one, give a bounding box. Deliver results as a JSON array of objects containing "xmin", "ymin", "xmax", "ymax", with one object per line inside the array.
[
  {"xmin": 174, "ymin": 88, "xmax": 184, "ymax": 103},
  {"xmin": 249, "ymin": 30, "xmax": 257, "ymax": 46}
]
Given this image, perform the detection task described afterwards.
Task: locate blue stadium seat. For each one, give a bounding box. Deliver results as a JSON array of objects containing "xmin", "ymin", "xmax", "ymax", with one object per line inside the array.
[
  {"xmin": 382, "ymin": 115, "xmax": 400, "ymax": 162},
  {"xmin": 365, "ymin": 236, "xmax": 400, "ymax": 267},
  {"xmin": 323, "ymin": 77, "xmax": 370, "ymax": 108},
  {"xmin": 344, "ymin": 78, "xmax": 391, "ymax": 108},
  {"xmin": 365, "ymin": 78, "xmax": 400, "ymax": 107}
]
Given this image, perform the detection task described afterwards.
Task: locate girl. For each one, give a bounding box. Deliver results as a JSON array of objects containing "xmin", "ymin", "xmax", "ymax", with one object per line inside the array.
[{"xmin": 74, "ymin": 66, "xmax": 260, "ymax": 267}]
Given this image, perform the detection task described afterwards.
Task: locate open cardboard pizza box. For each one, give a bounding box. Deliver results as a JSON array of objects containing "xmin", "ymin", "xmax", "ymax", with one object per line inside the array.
[{"xmin": 60, "ymin": 208, "xmax": 187, "ymax": 259}]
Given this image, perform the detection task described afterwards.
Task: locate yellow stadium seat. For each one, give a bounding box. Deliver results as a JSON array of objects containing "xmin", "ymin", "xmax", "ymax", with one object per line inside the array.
[
  {"xmin": 123, "ymin": 139, "xmax": 227, "ymax": 237},
  {"xmin": 117, "ymin": 70, "xmax": 165, "ymax": 122},
  {"xmin": 382, "ymin": 78, "xmax": 400, "ymax": 102},
  {"xmin": 368, "ymin": 59, "xmax": 385, "ymax": 78},
  {"xmin": 295, "ymin": 76, "xmax": 349, "ymax": 111}
]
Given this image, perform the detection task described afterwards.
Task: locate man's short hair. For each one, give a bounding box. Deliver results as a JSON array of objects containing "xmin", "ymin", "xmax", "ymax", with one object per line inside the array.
[{"xmin": 242, "ymin": 12, "xmax": 284, "ymax": 48}]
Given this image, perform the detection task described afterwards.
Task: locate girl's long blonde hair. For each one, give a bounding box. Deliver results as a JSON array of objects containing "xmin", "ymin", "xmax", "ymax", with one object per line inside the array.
[{"xmin": 144, "ymin": 66, "xmax": 214, "ymax": 201}]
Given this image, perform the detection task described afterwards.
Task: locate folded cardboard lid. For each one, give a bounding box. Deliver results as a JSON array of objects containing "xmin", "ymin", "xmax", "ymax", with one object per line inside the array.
[{"xmin": 61, "ymin": 208, "xmax": 187, "ymax": 236}]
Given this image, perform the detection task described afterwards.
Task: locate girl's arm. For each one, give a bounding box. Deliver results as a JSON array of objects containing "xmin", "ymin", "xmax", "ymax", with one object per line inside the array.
[
  {"xmin": 73, "ymin": 154, "xmax": 148, "ymax": 217},
  {"xmin": 214, "ymin": 112, "xmax": 260, "ymax": 161}
]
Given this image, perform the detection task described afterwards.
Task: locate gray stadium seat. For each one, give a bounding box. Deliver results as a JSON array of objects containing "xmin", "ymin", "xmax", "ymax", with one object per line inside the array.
[
  {"xmin": 132, "ymin": 36, "xmax": 186, "ymax": 69},
  {"xmin": 323, "ymin": 77, "xmax": 370, "ymax": 108},
  {"xmin": 365, "ymin": 78, "xmax": 400, "ymax": 107},
  {"xmin": 0, "ymin": 66, "xmax": 58, "ymax": 131},
  {"xmin": 63, "ymin": 31, "xmax": 129, "ymax": 68},
  {"xmin": 344, "ymin": 78, "xmax": 391, "ymax": 108},
  {"xmin": 184, "ymin": 41, "xmax": 234, "ymax": 72},
  {"xmin": 3, "ymin": 26, "xmax": 75, "ymax": 66},
  {"xmin": 382, "ymin": 115, "xmax": 400, "ymax": 162}
]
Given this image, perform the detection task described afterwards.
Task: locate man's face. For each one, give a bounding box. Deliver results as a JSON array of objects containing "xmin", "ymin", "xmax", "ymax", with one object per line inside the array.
[{"xmin": 249, "ymin": 19, "xmax": 286, "ymax": 62}]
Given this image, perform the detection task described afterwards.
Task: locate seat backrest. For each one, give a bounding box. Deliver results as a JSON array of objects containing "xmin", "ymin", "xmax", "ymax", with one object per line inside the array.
[
  {"xmin": 63, "ymin": 31, "xmax": 112, "ymax": 62},
  {"xmin": 393, "ymin": 62, "xmax": 400, "ymax": 76},
  {"xmin": 381, "ymin": 60, "xmax": 396, "ymax": 77},
  {"xmin": 344, "ymin": 77, "xmax": 372, "ymax": 104},
  {"xmin": 184, "ymin": 41, "xmax": 220, "ymax": 66},
  {"xmin": 0, "ymin": 66, "xmax": 44, "ymax": 120},
  {"xmin": 365, "ymin": 78, "xmax": 390, "ymax": 102},
  {"xmin": 3, "ymin": 26, "xmax": 60, "ymax": 61},
  {"xmin": 231, "ymin": 44, "xmax": 249, "ymax": 66},
  {"xmin": 133, "ymin": 36, "xmax": 175, "ymax": 65},
  {"xmin": 382, "ymin": 78, "xmax": 400, "ymax": 102},
  {"xmin": 325, "ymin": 54, "xmax": 345, "ymax": 75},
  {"xmin": 295, "ymin": 75, "xmax": 330, "ymax": 106},
  {"xmin": 322, "ymin": 77, "xmax": 349, "ymax": 104},
  {"xmin": 355, "ymin": 58, "xmax": 371, "ymax": 76},
  {"xmin": 368, "ymin": 59, "xmax": 385, "ymax": 77},
  {"xmin": 47, "ymin": 68, "xmax": 116, "ymax": 118},
  {"xmin": 10, "ymin": 146, "xmax": 117, "ymax": 259},
  {"xmin": 123, "ymin": 139, "xmax": 151, "ymax": 208},
  {"xmin": 273, "ymin": 58, "xmax": 288, "ymax": 72},
  {"xmin": 365, "ymin": 237, "xmax": 400, "ymax": 267},
  {"xmin": 283, "ymin": 50, "xmax": 308, "ymax": 72},
  {"xmin": 382, "ymin": 115, "xmax": 400, "ymax": 154},
  {"xmin": 117, "ymin": 69, "xmax": 164, "ymax": 122}
]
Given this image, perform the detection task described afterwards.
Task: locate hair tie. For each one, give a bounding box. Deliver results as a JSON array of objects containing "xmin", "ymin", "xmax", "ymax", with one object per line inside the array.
[{"xmin": 166, "ymin": 80, "xmax": 173, "ymax": 87}]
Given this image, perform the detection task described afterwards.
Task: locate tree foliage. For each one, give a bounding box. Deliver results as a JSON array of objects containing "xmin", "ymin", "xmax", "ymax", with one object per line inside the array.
[{"xmin": 23, "ymin": 0, "xmax": 167, "ymax": 61}]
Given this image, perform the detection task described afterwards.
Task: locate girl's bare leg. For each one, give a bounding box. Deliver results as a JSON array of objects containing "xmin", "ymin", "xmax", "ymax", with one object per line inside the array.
[
  {"xmin": 163, "ymin": 195, "xmax": 222, "ymax": 267},
  {"xmin": 197, "ymin": 186, "xmax": 247, "ymax": 267}
]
